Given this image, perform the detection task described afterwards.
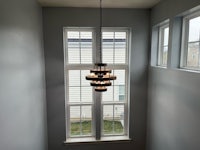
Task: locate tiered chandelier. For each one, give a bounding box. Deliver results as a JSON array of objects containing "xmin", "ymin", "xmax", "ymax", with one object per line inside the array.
[{"xmin": 85, "ymin": 0, "xmax": 116, "ymax": 92}]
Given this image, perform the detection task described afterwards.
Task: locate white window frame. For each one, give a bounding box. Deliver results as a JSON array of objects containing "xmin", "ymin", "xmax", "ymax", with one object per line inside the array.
[
  {"xmin": 181, "ymin": 10, "xmax": 200, "ymax": 70},
  {"xmin": 157, "ymin": 22, "xmax": 169, "ymax": 67},
  {"xmin": 63, "ymin": 27, "xmax": 130, "ymax": 143},
  {"xmin": 101, "ymin": 28, "xmax": 130, "ymax": 139}
]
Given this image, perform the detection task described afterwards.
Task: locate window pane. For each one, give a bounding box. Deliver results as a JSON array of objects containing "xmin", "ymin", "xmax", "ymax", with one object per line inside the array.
[
  {"xmin": 164, "ymin": 27, "xmax": 169, "ymax": 46},
  {"xmin": 113, "ymin": 70, "xmax": 125, "ymax": 86},
  {"xmin": 102, "ymin": 48, "xmax": 114, "ymax": 63},
  {"xmin": 81, "ymin": 48, "xmax": 92, "ymax": 64},
  {"xmin": 114, "ymin": 105, "xmax": 124, "ymax": 134},
  {"xmin": 187, "ymin": 42, "xmax": 200, "ymax": 67},
  {"xmin": 162, "ymin": 46, "xmax": 168, "ymax": 66},
  {"xmin": 115, "ymin": 32, "xmax": 126, "ymax": 39},
  {"xmin": 67, "ymin": 31, "xmax": 93, "ymax": 64},
  {"xmin": 188, "ymin": 16, "xmax": 200, "ymax": 42},
  {"xmin": 102, "ymin": 86, "xmax": 113, "ymax": 102},
  {"xmin": 81, "ymin": 87, "xmax": 93, "ymax": 102},
  {"xmin": 80, "ymin": 32, "xmax": 92, "ymax": 64},
  {"xmin": 81, "ymin": 106, "xmax": 92, "ymax": 135},
  {"xmin": 103, "ymin": 105, "xmax": 114, "ymax": 135},
  {"xmin": 69, "ymin": 87, "xmax": 80, "ymax": 102},
  {"xmin": 81, "ymin": 70, "xmax": 90, "ymax": 86},
  {"xmin": 158, "ymin": 24, "xmax": 169, "ymax": 66},
  {"xmin": 102, "ymin": 31, "xmax": 127, "ymax": 64},
  {"xmin": 68, "ymin": 31, "xmax": 79, "ymax": 39},
  {"xmin": 114, "ymin": 85, "xmax": 125, "ymax": 102},
  {"xmin": 69, "ymin": 70, "xmax": 80, "ymax": 86},
  {"xmin": 68, "ymin": 48, "xmax": 80, "ymax": 64},
  {"xmin": 70, "ymin": 106, "xmax": 81, "ymax": 136},
  {"xmin": 103, "ymin": 32, "xmax": 114, "ymax": 39},
  {"xmin": 103, "ymin": 105, "xmax": 124, "ymax": 135},
  {"xmin": 115, "ymin": 48, "xmax": 126, "ymax": 63}
]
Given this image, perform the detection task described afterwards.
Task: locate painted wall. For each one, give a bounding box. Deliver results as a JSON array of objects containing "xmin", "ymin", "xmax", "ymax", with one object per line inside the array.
[
  {"xmin": 43, "ymin": 7, "xmax": 150, "ymax": 150},
  {"xmin": 0, "ymin": 0, "xmax": 47, "ymax": 150},
  {"xmin": 147, "ymin": 0, "xmax": 200, "ymax": 150}
]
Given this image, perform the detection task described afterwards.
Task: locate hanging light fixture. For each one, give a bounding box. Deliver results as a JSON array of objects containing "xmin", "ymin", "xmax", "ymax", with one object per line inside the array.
[{"xmin": 85, "ymin": 0, "xmax": 116, "ymax": 92}]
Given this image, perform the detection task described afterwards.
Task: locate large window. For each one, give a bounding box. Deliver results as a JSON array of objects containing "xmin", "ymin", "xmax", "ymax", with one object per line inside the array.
[
  {"xmin": 181, "ymin": 11, "xmax": 200, "ymax": 70},
  {"xmin": 157, "ymin": 23, "xmax": 169, "ymax": 67},
  {"xmin": 64, "ymin": 28, "xmax": 130, "ymax": 142}
]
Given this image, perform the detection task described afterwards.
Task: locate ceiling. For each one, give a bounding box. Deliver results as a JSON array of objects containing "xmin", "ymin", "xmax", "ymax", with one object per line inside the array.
[{"xmin": 38, "ymin": 0, "xmax": 161, "ymax": 8}]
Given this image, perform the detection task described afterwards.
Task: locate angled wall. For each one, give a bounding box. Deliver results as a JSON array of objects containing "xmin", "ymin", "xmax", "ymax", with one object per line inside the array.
[
  {"xmin": 0, "ymin": 0, "xmax": 47, "ymax": 150},
  {"xmin": 147, "ymin": 0, "xmax": 200, "ymax": 150}
]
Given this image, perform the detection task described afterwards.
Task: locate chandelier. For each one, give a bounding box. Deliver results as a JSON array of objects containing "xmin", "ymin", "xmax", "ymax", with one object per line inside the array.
[{"xmin": 85, "ymin": 0, "xmax": 117, "ymax": 92}]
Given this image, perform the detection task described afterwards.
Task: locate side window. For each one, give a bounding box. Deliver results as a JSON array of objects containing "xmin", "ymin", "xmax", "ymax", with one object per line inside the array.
[
  {"xmin": 181, "ymin": 12, "xmax": 200, "ymax": 70},
  {"xmin": 158, "ymin": 23, "xmax": 169, "ymax": 67}
]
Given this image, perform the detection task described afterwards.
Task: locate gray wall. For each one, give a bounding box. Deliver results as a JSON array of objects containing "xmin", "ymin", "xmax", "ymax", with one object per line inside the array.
[
  {"xmin": 0, "ymin": 0, "xmax": 47, "ymax": 150},
  {"xmin": 147, "ymin": 0, "xmax": 200, "ymax": 150},
  {"xmin": 43, "ymin": 8, "xmax": 150, "ymax": 150}
]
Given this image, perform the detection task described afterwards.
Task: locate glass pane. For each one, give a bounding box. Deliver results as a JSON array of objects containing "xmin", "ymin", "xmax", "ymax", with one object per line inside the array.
[
  {"xmin": 70, "ymin": 106, "xmax": 81, "ymax": 136},
  {"xmin": 113, "ymin": 70, "xmax": 125, "ymax": 86},
  {"xmin": 188, "ymin": 16, "xmax": 200, "ymax": 42},
  {"xmin": 68, "ymin": 48, "xmax": 80, "ymax": 64},
  {"xmin": 162, "ymin": 46, "xmax": 168, "ymax": 66},
  {"xmin": 81, "ymin": 106, "xmax": 92, "ymax": 135},
  {"xmin": 67, "ymin": 31, "xmax": 93, "ymax": 64},
  {"xmin": 69, "ymin": 87, "xmax": 80, "ymax": 102},
  {"xmin": 102, "ymin": 86, "xmax": 113, "ymax": 102},
  {"xmin": 81, "ymin": 70, "xmax": 90, "ymax": 86},
  {"xmin": 115, "ymin": 48, "xmax": 126, "ymax": 63},
  {"xmin": 187, "ymin": 42, "xmax": 200, "ymax": 67},
  {"xmin": 114, "ymin": 85, "xmax": 125, "ymax": 102},
  {"xmin": 81, "ymin": 48, "xmax": 92, "ymax": 64},
  {"xmin": 80, "ymin": 31, "xmax": 92, "ymax": 39},
  {"xmin": 103, "ymin": 105, "xmax": 114, "ymax": 135},
  {"xmin": 102, "ymin": 32, "xmax": 114, "ymax": 64},
  {"xmin": 80, "ymin": 32, "xmax": 92, "ymax": 64},
  {"xmin": 102, "ymin": 48, "xmax": 114, "ymax": 64},
  {"xmin": 114, "ymin": 105, "xmax": 124, "ymax": 134},
  {"xmin": 103, "ymin": 32, "xmax": 114, "ymax": 39},
  {"xmin": 115, "ymin": 32, "xmax": 126, "ymax": 39},
  {"xmin": 68, "ymin": 31, "xmax": 79, "ymax": 39},
  {"xmin": 69, "ymin": 70, "xmax": 80, "ymax": 86},
  {"xmin": 163, "ymin": 27, "xmax": 169, "ymax": 46},
  {"xmin": 81, "ymin": 87, "xmax": 93, "ymax": 102}
]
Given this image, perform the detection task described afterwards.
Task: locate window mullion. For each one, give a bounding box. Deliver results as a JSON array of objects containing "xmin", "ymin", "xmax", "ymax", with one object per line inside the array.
[{"xmin": 95, "ymin": 92, "xmax": 101, "ymax": 140}]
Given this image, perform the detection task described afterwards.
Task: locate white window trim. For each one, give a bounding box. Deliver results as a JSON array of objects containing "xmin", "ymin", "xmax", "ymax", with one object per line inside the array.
[
  {"xmin": 63, "ymin": 27, "xmax": 131, "ymax": 143},
  {"xmin": 180, "ymin": 10, "xmax": 200, "ymax": 71},
  {"xmin": 63, "ymin": 27, "xmax": 96, "ymax": 140},
  {"xmin": 157, "ymin": 22, "xmax": 169, "ymax": 67}
]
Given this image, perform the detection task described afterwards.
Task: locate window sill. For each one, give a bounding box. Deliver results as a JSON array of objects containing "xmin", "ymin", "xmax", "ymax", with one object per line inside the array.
[
  {"xmin": 176, "ymin": 67, "xmax": 200, "ymax": 73},
  {"xmin": 150, "ymin": 65, "xmax": 167, "ymax": 69},
  {"xmin": 64, "ymin": 136, "xmax": 132, "ymax": 145}
]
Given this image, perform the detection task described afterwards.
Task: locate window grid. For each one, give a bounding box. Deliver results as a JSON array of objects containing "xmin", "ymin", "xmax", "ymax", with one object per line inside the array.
[
  {"xmin": 181, "ymin": 12, "xmax": 200, "ymax": 70},
  {"xmin": 64, "ymin": 27, "xmax": 129, "ymax": 142}
]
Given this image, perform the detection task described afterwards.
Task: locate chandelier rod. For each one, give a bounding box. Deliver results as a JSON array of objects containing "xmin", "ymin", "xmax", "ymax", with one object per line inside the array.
[{"xmin": 99, "ymin": 0, "xmax": 102, "ymax": 63}]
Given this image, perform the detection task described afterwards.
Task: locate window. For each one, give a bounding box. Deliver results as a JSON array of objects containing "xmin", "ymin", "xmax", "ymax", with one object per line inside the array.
[
  {"xmin": 157, "ymin": 23, "xmax": 169, "ymax": 67},
  {"xmin": 64, "ymin": 28, "xmax": 130, "ymax": 143},
  {"xmin": 181, "ymin": 11, "xmax": 200, "ymax": 70}
]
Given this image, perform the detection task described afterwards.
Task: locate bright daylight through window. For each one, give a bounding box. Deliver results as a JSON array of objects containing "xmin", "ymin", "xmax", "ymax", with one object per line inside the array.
[
  {"xmin": 181, "ymin": 11, "xmax": 200, "ymax": 70},
  {"xmin": 158, "ymin": 23, "xmax": 169, "ymax": 67},
  {"xmin": 64, "ymin": 28, "xmax": 130, "ymax": 142}
]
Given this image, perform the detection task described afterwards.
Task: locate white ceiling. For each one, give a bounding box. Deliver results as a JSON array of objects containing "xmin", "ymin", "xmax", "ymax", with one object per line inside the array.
[{"xmin": 38, "ymin": 0, "xmax": 161, "ymax": 8}]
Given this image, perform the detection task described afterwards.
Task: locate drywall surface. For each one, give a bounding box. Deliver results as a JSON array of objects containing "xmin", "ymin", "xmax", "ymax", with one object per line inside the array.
[
  {"xmin": 43, "ymin": 7, "xmax": 150, "ymax": 150},
  {"xmin": 0, "ymin": 0, "xmax": 47, "ymax": 150},
  {"xmin": 147, "ymin": 0, "xmax": 200, "ymax": 150}
]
